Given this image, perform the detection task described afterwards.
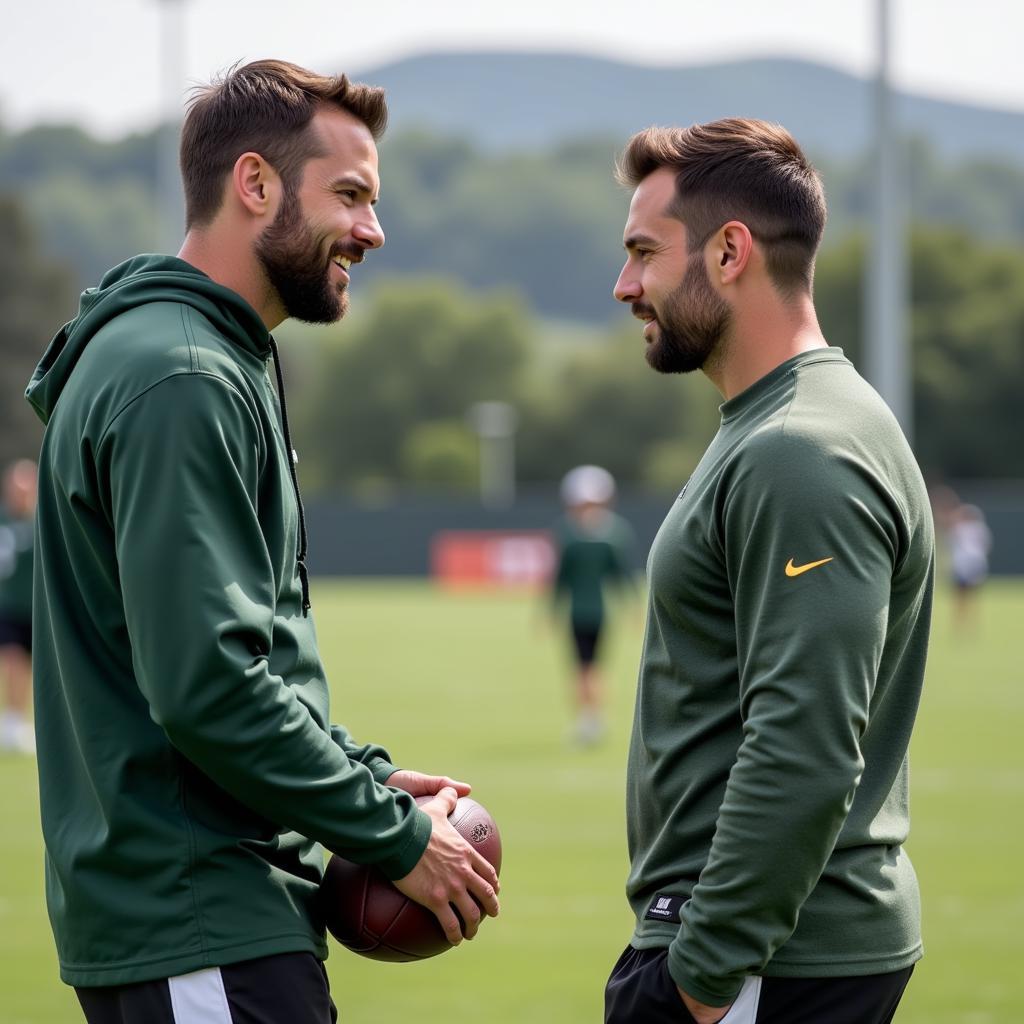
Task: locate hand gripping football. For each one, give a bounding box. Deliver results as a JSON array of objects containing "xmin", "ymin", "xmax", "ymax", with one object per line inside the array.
[{"xmin": 320, "ymin": 796, "xmax": 502, "ymax": 962}]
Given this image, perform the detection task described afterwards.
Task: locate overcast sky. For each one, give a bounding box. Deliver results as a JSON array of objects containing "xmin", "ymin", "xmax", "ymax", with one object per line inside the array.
[{"xmin": 3, "ymin": 0, "xmax": 1018, "ymax": 137}]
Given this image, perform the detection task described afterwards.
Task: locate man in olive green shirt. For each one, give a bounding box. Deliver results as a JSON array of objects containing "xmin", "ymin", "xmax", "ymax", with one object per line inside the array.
[{"xmin": 605, "ymin": 119, "xmax": 933, "ymax": 1024}]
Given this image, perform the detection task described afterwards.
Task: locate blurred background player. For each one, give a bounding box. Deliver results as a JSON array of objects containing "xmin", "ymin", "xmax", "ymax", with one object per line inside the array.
[
  {"xmin": 0, "ymin": 459, "xmax": 37, "ymax": 755},
  {"xmin": 948, "ymin": 501, "xmax": 992, "ymax": 633},
  {"xmin": 551, "ymin": 465, "xmax": 635, "ymax": 746}
]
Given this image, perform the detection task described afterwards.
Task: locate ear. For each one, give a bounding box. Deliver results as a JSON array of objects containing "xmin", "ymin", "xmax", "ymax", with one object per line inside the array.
[
  {"xmin": 710, "ymin": 220, "xmax": 754, "ymax": 286},
  {"xmin": 231, "ymin": 152, "xmax": 281, "ymax": 220}
]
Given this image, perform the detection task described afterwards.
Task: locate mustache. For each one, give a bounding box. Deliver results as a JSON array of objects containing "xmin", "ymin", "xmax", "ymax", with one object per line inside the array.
[
  {"xmin": 631, "ymin": 302, "xmax": 655, "ymax": 320},
  {"xmin": 330, "ymin": 243, "xmax": 366, "ymax": 265}
]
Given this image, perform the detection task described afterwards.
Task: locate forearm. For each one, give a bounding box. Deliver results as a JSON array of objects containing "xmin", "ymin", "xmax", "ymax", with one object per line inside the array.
[
  {"xmin": 331, "ymin": 723, "xmax": 399, "ymax": 782},
  {"xmin": 141, "ymin": 631, "xmax": 430, "ymax": 877},
  {"xmin": 668, "ymin": 746, "xmax": 860, "ymax": 1003}
]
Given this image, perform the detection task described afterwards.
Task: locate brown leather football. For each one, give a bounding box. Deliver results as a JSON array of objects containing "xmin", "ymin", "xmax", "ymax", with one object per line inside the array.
[{"xmin": 320, "ymin": 796, "xmax": 502, "ymax": 962}]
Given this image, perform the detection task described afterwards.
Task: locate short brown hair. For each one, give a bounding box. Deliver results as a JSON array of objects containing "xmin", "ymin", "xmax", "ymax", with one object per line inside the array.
[
  {"xmin": 180, "ymin": 59, "xmax": 388, "ymax": 229},
  {"xmin": 616, "ymin": 118, "xmax": 826, "ymax": 295}
]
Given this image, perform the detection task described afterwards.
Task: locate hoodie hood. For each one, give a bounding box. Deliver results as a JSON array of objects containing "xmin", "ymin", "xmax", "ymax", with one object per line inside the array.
[{"xmin": 26, "ymin": 254, "xmax": 270, "ymax": 424}]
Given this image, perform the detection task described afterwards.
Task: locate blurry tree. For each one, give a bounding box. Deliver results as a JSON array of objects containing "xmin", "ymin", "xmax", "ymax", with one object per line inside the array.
[
  {"xmin": 5, "ymin": 115, "xmax": 1021, "ymax": 488},
  {"xmin": 517, "ymin": 325, "xmax": 720, "ymax": 488},
  {"xmin": 5, "ymin": 120, "xmax": 1024, "ymax": 324},
  {"xmin": 401, "ymin": 420, "xmax": 478, "ymax": 490},
  {"xmin": 815, "ymin": 140, "xmax": 1024, "ymax": 248},
  {"xmin": 911, "ymin": 228, "xmax": 1024, "ymax": 478},
  {"xmin": 25, "ymin": 174, "xmax": 156, "ymax": 288},
  {"xmin": 286, "ymin": 222, "xmax": 1024, "ymax": 497},
  {"xmin": 286, "ymin": 281, "xmax": 721, "ymax": 496},
  {"xmin": 906, "ymin": 139, "xmax": 1024, "ymax": 243},
  {"xmin": 0, "ymin": 123, "xmax": 156, "ymax": 186},
  {"xmin": 0, "ymin": 122, "xmax": 164, "ymax": 288},
  {"xmin": 374, "ymin": 132, "xmax": 626, "ymax": 322},
  {"xmin": 813, "ymin": 231, "xmax": 865, "ymax": 366},
  {"xmin": 0, "ymin": 195, "xmax": 77, "ymax": 465},
  {"xmin": 287, "ymin": 276, "xmax": 533, "ymax": 493},
  {"xmin": 815, "ymin": 227, "xmax": 1024, "ymax": 480}
]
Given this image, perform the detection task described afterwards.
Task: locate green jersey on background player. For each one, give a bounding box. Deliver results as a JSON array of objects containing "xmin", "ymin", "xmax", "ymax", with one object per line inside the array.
[{"xmin": 550, "ymin": 465, "xmax": 636, "ymax": 745}]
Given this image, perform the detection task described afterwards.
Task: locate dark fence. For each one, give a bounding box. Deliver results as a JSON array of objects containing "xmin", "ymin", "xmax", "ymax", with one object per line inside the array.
[
  {"xmin": 305, "ymin": 480, "xmax": 1023, "ymax": 578},
  {"xmin": 305, "ymin": 489, "xmax": 666, "ymax": 577}
]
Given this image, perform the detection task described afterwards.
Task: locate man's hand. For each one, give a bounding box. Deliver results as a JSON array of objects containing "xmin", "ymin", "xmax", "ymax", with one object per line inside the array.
[
  {"xmin": 391, "ymin": 786, "xmax": 500, "ymax": 945},
  {"xmin": 385, "ymin": 769, "xmax": 471, "ymax": 799},
  {"xmin": 677, "ymin": 986, "xmax": 732, "ymax": 1024}
]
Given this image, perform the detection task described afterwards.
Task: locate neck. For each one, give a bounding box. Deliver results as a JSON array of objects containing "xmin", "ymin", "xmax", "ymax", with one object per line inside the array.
[
  {"xmin": 178, "ymin": 228, "xmax": 286, "ymax": 329},
  {"xmin": 704, "ymin": 289, "xmax": 827, "ymax": 401}
]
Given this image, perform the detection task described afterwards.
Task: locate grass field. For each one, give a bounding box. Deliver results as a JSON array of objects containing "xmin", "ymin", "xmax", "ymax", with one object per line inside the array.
[{"xmin": 2, "ymin": 578, "xmax": 1021, "ymax": 1023}]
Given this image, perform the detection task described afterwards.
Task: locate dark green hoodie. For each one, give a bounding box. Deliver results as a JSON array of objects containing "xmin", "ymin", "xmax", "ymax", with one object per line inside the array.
[{"xmin": 26, "ymin": 255, "xmax": 431, "ymax": 987}]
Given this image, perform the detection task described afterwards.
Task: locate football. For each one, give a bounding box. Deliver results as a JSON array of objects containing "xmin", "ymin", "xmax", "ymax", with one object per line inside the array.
[{"xmin": 320, "ymin": 795, "xmax": 502, "ymax": 962}]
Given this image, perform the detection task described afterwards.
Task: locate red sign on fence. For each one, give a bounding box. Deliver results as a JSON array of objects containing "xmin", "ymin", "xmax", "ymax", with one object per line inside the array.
[{"xmin": 431, "ymin": 530, "xmax": 555, "ymax": 587}]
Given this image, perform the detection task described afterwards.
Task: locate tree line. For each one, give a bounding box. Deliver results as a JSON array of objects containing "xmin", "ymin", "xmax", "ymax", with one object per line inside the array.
[
  {"xmin": 280, "ymin": 224, "xmax": 1023, "ymax": 493},
  {"xmin": 4, "ymin": 121, "xmax": 1024, "ymax": 322},
  {"xmin": 1, "ymin": 121, "xmax": 1022, "ymax": 488}
]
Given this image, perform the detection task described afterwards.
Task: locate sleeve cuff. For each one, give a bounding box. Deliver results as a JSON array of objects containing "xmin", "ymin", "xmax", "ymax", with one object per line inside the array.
[
  {"xmin": 377, "ymin": 806, "xmax": 433, "ymax": 880},
  {"xmin": 366, "ymin": 757, "xmax": 398, "ymax": 784},
  {"xmin": 666, "ymin": 940, "xmax": 745, "ymax": 1008}
]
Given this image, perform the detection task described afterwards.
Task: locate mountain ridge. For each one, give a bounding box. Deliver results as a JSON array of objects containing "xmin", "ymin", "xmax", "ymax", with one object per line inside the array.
[{"xmin": 350, "ymin": 51, "xmax": 1024, "ymax": 163}]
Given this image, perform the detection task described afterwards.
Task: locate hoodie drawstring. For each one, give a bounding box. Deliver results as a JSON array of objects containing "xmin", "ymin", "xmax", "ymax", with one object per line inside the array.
[{"xmin": 268, "ymin": 335, "xmax": 311, "ymax": 615}]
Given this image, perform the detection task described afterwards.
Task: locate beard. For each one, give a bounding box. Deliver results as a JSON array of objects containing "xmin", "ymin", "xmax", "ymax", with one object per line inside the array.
[
  {"xmin": 639, "ymin": 251, "xmax": 731, "ymax": 374},
  {"xmin": 255, "ymin": 187, "xmax": 348, "ymax": 325}
]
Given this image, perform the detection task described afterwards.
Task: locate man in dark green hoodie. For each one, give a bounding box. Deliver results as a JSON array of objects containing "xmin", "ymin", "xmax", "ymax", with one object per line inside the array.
[
  {"xmin": 604, "ymin": 120, "xmax": 933, "ymax": 1023},
  {"xmin": 27, "ymin": 60, "xmax": 499, "ymax": 1024}
]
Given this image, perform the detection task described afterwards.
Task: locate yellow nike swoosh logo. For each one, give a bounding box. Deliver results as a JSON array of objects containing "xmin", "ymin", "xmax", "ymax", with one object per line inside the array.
[{"xmin": 785, "ymin": 557, "xmax": 834, "ymax": 578}]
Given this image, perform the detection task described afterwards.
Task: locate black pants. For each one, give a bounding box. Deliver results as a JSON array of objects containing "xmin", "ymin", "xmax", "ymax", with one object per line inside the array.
[
  {"xmin": 75, "ymin": 951, "xmax": 338, "ymax": 1024},
  {"xmin": 605, "ymin": 946, "xmax": 914, "ymax": 1024}
]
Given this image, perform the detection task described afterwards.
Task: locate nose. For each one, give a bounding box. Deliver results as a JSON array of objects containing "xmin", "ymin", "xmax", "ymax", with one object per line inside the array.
[
  {"xmin": 613, "ymin": 261, "xmax": 640, "ymax": 304},
  {"xmin": 354, "ymin": 207, "xmax": 385, "ymax": 250}
]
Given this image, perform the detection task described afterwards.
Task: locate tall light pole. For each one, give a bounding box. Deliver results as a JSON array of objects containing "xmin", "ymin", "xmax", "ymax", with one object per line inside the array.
[
  {"xmin": 864, "ymin": 0, "xmax": 912, "ymax": 443},
  {"xmin": 157, "ymin": 0, "xmax": 186, "ymax": 254},
  {"xmin": 468, "ymin": 401, "xmax": 518, "ymax": 509}
]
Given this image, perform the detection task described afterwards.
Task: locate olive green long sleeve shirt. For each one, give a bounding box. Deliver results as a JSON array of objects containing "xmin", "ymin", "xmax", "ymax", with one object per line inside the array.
[{"xmin": 625, "ymin": 349, "xmax": 933, "ymax": 1005}]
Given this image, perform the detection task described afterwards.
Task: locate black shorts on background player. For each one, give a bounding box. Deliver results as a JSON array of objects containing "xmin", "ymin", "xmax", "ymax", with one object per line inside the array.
[
  {"xmin": 0, "ymin": 617, "xmax": 31, "ymax": 653},
  {"xmin": 571, "ymin": 622, "xmax": 601, "ymax": 665}
]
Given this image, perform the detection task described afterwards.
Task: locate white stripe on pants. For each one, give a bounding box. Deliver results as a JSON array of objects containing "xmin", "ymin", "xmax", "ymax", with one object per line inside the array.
[
  {"xmin": 167, "ymin": 967, "xmax": 233, "ymax": 1024},
  {"xmin": 719, "ymin": 976, "xmax": 763, "ymax": 1024}
]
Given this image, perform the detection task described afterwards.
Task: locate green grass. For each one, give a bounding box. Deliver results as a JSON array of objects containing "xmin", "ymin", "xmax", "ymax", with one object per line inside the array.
[{"xmin": 1, "ymin": 579, "xmax": 1021, "ymax": 1023}]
